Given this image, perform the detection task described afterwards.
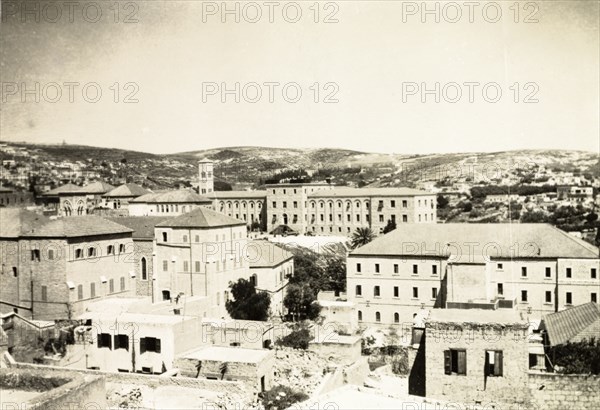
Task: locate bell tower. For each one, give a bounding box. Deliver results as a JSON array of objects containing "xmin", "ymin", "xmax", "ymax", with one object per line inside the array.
[{"xmin": 198, "ymin": 159, "xmax": 214, "ymax": 194}]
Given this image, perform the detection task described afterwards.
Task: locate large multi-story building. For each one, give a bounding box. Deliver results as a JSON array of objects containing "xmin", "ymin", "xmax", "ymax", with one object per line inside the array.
[
  {"xmin": 0, "ymin": 209, "xmax": 136, "ymax": 320},
  {"xmin": 347, "ymin": 223, "xmax": 600, "ymax": 327},
  {"xmin": 210, "ymin": 191, "xmax": 267, "ymax": 230},
  {"xmin": 128, "ymin": 190, "xmax": 213, "ymax": 216}
]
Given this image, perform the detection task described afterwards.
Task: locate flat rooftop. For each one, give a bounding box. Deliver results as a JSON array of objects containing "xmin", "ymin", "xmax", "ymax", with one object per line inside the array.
[
  {"xmin": 180, "ymin": 346, "xmax": 272, "ymax": 363},
  {"xmin": 427, "ymin": 309, "xmax": 526, "ymax": 325}
]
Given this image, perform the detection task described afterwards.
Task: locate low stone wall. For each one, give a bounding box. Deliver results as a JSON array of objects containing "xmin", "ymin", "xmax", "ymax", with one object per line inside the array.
[
  {"xmin": 528, "ymin": 372, "xmax": 600, "ymax": 410},
  {"xmin": 342, "ymin": 357, "xmax": 370, "ymax": 386}
]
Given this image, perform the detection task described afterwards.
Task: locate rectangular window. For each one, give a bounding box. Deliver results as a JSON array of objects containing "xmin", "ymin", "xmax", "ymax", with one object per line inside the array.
[
  {"xmin": 566, "ymin": 268, "xmax": 572, "ymax": 278},
  {"xmin": 91, "ymin": 283, "xmax": 96, "ymax": 298},
  {"xmin": 521, "ymin": 267, "xmax": 527, "ymax": 277},
  {"xmin": 356, "ymin": 263, "xmax": 361, "ymax": 273},
  {"xmin": 412, "ymin": 264, "xmax": 418, "ymax": 274},
  {"xmin": 379, "ymin": 215, "xmax": 384, "ymax": 223},
  {"xmin": 272, "ymin": 201, "xmax": 276, "ymax": 208},
  {"xmin": 444, "ymin": 349, "xmax": 466, "ymax": 375},
  {"xmin": 31, "ymin": 249, "xmax": 40, "ymax": 262},
  {"xmin": 485, "ymin": 351, "xmax": 503, "ymax": 377},
  {"xmin": 402, "ymin": 200, "xmax": 407, "ymax": 208},
  {"xmin": 41, "ymin": 286, "xmax": 47, "ymax": 302},
  {"xmin": 432, "ymin": 265, "xmax": 437, "ymax": 275},
  {"xmin": 97, "ymin": 333, "xmax": 112, "ymax": 349},
  {"xmin": 293, "ymin": 201, "xmax": 298, "ymax": 208},
  {"xmin": 545, "ymin": 291, "xmax": 552, "ymax": 303},
  {"xmin": 374, "ymin": 286, "xmax": 380, "ymax": 297},
  {"xmin": 120, "ymin": 277, "xmax": 125, "ymax": 291},
  {"xmin": 402, "ymin": 215, "xmax": 408, "ymax": 222},
  {"xmin": 393, "ymin": 264, "xmax": 399, "ymax": 274},
  {"xmin": 88, "ymin": 247, "xmax": 96, "ymax": 257},
  {"xmin": 394, "ymin": 286, "xmax": 399, "ymax": 297},
  {"xmin": 75, "ymin": 249, "xmax": 83, "ymax": 259},
  {"xmin": 114, "ymin": 334, "xmax": 129, "ymax": 351},
  {"xmin": 497, "ymin": 283, "xmax": 503, "ymax": 295},
  {"xmin": 140, "ymin": 337, "xmax": 161, "ymax": 353},
  {"xmin": 195, "ymin": 261, "xmax": 201, "ymax": 272},
  {"xmin": 545, "ymin": 267, "xmax": 551, "ymax": 278},
  {"xmin": 592, "ymin": 268, "xmax": 597, "ymax": 279},
  {"xmin": 375, "ymin": 264, "xmax": 380, "ymax": 273},
  {"xmin": 163, "ymin": 261, "xmax": 168, "ymax": 271},
  {"xmin": 109, "ymin": 279, "xmax": 114, "ymax": 294},
  {"xmin": 521, "ymin": 290, "xmax": 528, "ymax": 302},
  {"xmin": 497, "ymin": 263, "xmax": 503, "ymax": 270},
  {"xmin": 566, "ymin": 292, "xmax": 572, "ymax": 305},
  {"xmin": 412, "ymin": 287, "xmax": 418, "ymax": 298},
  {"xmin": 432, "ymin": 288, "xmax": 438, "ymax": 299},
  {"xmin": 183, "ymin": 261, "xmax": 189, "ymax": 272},
  {"xmin": 77, "ymin": 285, "xmax": 83, "ymax": 300},
  {"xmin": 282, "ymin": 201, "xmax": 287, "ymax": 208},
  {"xmin": 390, "ymin": 200, "xmax": 396, "ymax": 208},
  {"xmin": 107, "ymin": 245, "xmax": 114, "ymax": 255},
  {"xmin": 182, "ymin": 235, "xmax": 188, "ymax": 243},
  {"xmin": 356, "ymin": 285, "xmax": 362, "ymax": 296},
  {"xmin": 592, "ymin": 293, "xmax": 597, "ymax": 303},
  {"xmin": 48, "ymin": 249, "xmax": 54, "ymax": 260}
]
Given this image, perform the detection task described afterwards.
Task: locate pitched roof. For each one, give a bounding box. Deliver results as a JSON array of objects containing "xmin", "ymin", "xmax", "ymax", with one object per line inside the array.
[
  {"xmin": 103, "ymin": 183, "xmax": 151, "ymax": 198},
  {"xmin": 248, "ymin": 240, "xmax": 293, "ymax": 268},
  {"xmin": 0, "ymin": 186, "xmax": 13, "ymax": 193},
  {"xmin": 130, "ymin": 190, "xmax": 212, "ymax": 204},
  {"xmin": 42, "ymin": 183, "xmax": 81, "ymax": 196},
  {"xmin": 74, "ymin": 181, "xmax": 115, "ymax": 194},
  {"xmin": 542, "ymin": 303, "xmax": 600, "ymax": 346},
  {"xmin": 0, "ymin": 208, "xmax": 49, "ymax": 238},
  {"xmin": 106, "ymin": 216, "xmax": 172, "ymax": 239},
  {"xmin": 156, "ymin": 206, "xmax": 245, "ymax": 229},
  {"xmin": 28, "ymin": 216, "xmax": 133, "ymax": 238},
  {"xmin": 308, "ymin": 187, "xmax": 432, "ymax": 198},
  {"xmin": 211, "ymin": 190, "xmax": 267, "ymax": 199},
  {"xmin": 350, "ymin": 223, "xmax": 599, "ymax": 260}
]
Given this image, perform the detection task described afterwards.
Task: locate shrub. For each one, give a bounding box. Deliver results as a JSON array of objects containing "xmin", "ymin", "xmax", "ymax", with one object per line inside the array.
[
  {"xmin": 260, "ymin": 385, "xmax": 309, "ymax": 410},
  {"xmin": 276, "ymin": 324, "xmax": 312, "ymax": 350}
]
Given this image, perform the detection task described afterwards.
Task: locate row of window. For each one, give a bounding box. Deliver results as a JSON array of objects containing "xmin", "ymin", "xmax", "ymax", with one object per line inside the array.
[
  {"xmin": 516, "ymin": 288, "xmax": 597, "ymax": 304},
  {"xmin": 499, "ymin": 264, "xmax": 598, "ymax": 280},
  {"xmin": 355, "ymin": 285, "xmax": 437, "ymax": 300},
  {"xmin": 162, "ymin": 258, "xmax": 242, "ymax": 273},
  {"xmin": 97, "ymin": 333, "xmax": 161, "ymax": 353},
  {"xmin": 219, "ymin": 201, "xmax": 262, "ymax": 209},
  {"xmin": 29, "ymin": 244, "xmax": 129, "ymax": 262},
  {"xmin": 356, "ymin": 263, "xmax": 438, "ymax": 275},
  {"xmin": 160, "ymin": 232, "xmax": 243, "ymax": 243},
  {"xmin": 443, "ymin": 349, "xmax": 503, "ymax": 377},
  {"xmin": 154, "ymin": 204, "xmax": 196, "ymax": 213}
]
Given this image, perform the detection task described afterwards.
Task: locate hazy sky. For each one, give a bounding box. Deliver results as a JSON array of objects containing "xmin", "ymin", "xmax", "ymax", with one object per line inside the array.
[{"xmin": 1, "ymin": 1, "xmax": 598, "ymax": 154}]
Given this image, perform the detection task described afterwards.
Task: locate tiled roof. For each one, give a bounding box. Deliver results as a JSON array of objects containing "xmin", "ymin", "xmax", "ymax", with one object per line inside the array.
[
  {"xmin": 74, "ymin": 181, "xmax": 115, "ymax": 194},
  {"xmin": 42, "ymin": 183, "xmax": 81, "ymax": 196},
  {"xmin": 542, "ymin": 303, "xmax": 600, "ymax": 346},
  {"xmin": 156, "ymin": 206, "xmax": 245, "ymax": 229},
  {"xmin": 130, "ymin": 190, "xmax": 212, "ymax": 204},
  {"xmin": 350, "ymin": 223, "xmax": 599, "ymax": 260},
  {"xmin": 0, "ymin": 208, "xmax": 49, "ymax": 238},
  {"xmin": 103, "ymin": 183, "xmax": 151, "ymax": 198},
  {"xmin": 248, "ymin": 240, "xmax": 293, "ymax": 268},
  {"xmin": 308, "ymin": 187, "xmax": 433, "ymax": 198},
  {"xmin": 28, "ymin": 216, "xmax": 133, "ymax": 238},
  {"xmin": 106, "ymin": 216, "xmax": 172, "ymax": 239},
  {"xmin": 0, "ymin": 186, "xmax": 13, "ymax": 193},
  {"xmin": 211, "ymin": 190, "xmax": 267, "ymax": 199}
]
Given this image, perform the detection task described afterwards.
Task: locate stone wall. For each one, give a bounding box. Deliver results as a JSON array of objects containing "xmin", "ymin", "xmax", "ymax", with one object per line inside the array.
[{"xmin": 528, "ymin": 372, "xmax": 600, "ymax": 410}]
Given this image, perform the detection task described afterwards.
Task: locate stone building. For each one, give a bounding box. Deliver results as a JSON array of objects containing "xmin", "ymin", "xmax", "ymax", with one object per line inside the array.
[
  {"xmin": 347, "ymin": 223, "xmax": 600, "ymax": 327},
  {"xmin": 210, "ymin": 191, "xmax": 267, "ymax": 231},
  {"xmin": 247, "ymin": 240, "xmax": 293, "ymax": 317},
  {"xmin": 153, "ymin": 207, "xmax": 252, "ymax": 319},
  {"xmin": 198, "ymin": 158, "xmax": 214, "ymax": 195},
  {"xmin": 0, "ymin": 208, "xmax": 136, "ymax": 320},
  {"xmin": 128, "ymin": 190, "xmax": 212, "ymax": 216},
  {"xmin": 100, "ymin": 183, "xmax": 151, "ymax": 216},
  {"xmin": 105, "ymin": 216, "xmax": 172, "ymax": 297},
  {"xmin": 0, "ymin": 187, "xmax": 34, "ymax": 208},
  {"xmin": 56, "ymin": 181, "xmax": 115, "ymax": 216},
  {"xmin": 419, "ymin": 309, "xmax": 530, "ymax": 407}
]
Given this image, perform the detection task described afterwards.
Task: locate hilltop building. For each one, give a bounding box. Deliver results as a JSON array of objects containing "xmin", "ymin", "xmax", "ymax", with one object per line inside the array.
[{"xmin": 347, "ymin": 223, "xmax": 600, "ymax": 326}]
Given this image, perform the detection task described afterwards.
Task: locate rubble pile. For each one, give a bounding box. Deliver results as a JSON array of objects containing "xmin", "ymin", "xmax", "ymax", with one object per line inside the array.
[
  {"xmin": 107, "ymin": 386, "xmax": 143, "ymax": 409},
  {"xmin": 272, "ymin": 347, "xmax": 336, "ymax": 396}
]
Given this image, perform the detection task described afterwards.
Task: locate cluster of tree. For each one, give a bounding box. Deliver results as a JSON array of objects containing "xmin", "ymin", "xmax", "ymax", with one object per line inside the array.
[
  {"xmin": 225, "ymin": 278, "xmax": 271, "ymax": 321},
  {"xmin": 548, "ymin": 338, "xmax": 600, "ymax": 374},
  {"xmin": 259, "ymin": 385, "xmax": 309, "ymax": 410},
  {"xmin": 470, "ymin": 184, "xmax": 557, "ymax": 200},
  {"xmin": 275, "ymin": 322, "xmax": 313, "ymax": 350}
]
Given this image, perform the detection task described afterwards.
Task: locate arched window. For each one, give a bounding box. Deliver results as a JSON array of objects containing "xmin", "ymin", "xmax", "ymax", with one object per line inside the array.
[
  {"xmin": 358, "ymin": 310, "xmax": 362, "ymax": 321},
  {"xmin": 394, "ymin": 312, "xmax": 400, "ymax": 323},
  {"xmin": 141, "ymin": 257, "xmax": 147, "ymax": 280},
  {"xmin": 375, "ymin": 312, "xmax": 381, "ymax": 322},
  {"xmin": 162, "ymin": 232, "xmax": 168, "ymax": 242}
]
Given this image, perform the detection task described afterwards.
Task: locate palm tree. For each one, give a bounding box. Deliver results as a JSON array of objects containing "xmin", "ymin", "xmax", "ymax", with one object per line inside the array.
[{"xmin": 351, "ymin": 227, "xmax": 375, "ymax": 249}]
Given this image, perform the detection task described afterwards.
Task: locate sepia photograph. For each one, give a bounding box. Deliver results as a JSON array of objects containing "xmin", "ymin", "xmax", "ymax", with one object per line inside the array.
[{"xmin": 0, "ymin": 1, "xmax": 599, "ymax": 409}]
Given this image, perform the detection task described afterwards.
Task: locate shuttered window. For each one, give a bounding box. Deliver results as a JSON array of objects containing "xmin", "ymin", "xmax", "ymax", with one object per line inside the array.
[
  {"xmin": 485, "ymin": 350, "xmax": 503, "ymax": 377},
  {"xmin": 444, "ymin": 349, "xmax": 467, "ymax": 375}
]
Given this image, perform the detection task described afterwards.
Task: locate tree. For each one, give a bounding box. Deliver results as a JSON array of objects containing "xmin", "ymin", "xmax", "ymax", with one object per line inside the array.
[
  {"xmin": 260, "ymin": 385, "xmax": 309, "ymax": 410},
  {"xmin": 437, "ymin": 194, "xmax": 449, "ymax": 209},
  {"xmin": 351, "ymin": 227, "xmax": 375, "ymax": 249},
  {"xmin": 382, "ymin": 219, "xmax": 397, "ymax": 234},
  {"xmin": 283, "ymin": 283, "xmax": 321, "ymax": 321},
  {"xmin": 276, "ymin": 322, "xmax": 313, "ymax": 349},
  {"xmin": 521, "ymin": 211, "xmax": 548, "ymax": 223},
  {"xmin": 225, "ymin": 278, "xmax": 271, "ymax": 321},
  {"xmin": 322, "ymin": 255, "xmax": 346, "ymax": 294}
]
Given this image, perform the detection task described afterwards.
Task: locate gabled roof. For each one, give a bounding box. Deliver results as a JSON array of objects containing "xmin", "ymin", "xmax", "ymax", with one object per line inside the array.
[
  {"xmin": 542, "ymin": 303, "xmax": 600, "ymax": 346},
  {"xmin": 130, "ymin": 190, "xmax": 212, "ymax": 204},
  {"xmin": 42, "ymin": 183, "xmax": 81, "ymax": 196},
  {"xmin": 74, "ymin": 181, "xmax": 115, "ymax": 194},
  {"xmin": 156, "ymin": 206, "xmax": 245, "ymax": 229},
  {"xmin": 0, "ymin": 208, "xmax": 49, "ymax": 238},
  {"xmin": 248, "ymin": 240, "xmax": 293, "ymax": 268},
  {"xmin": 106, "ymin": 216, "xmax": 172, "ymax": 239},
  {"xmin": 308, "ymin": 187, "xmax": 432, "ymax": 198},
  {"xmin": 350, "ymin": 223, "xmax": 599, "ymax": 260},
  {"xmin": 28, "ymin": 216, "xmax": 133, "ymax": 238},
  {"xmin": 103, "ymin": 183, "xmax": 151, "ymax": 198}
]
